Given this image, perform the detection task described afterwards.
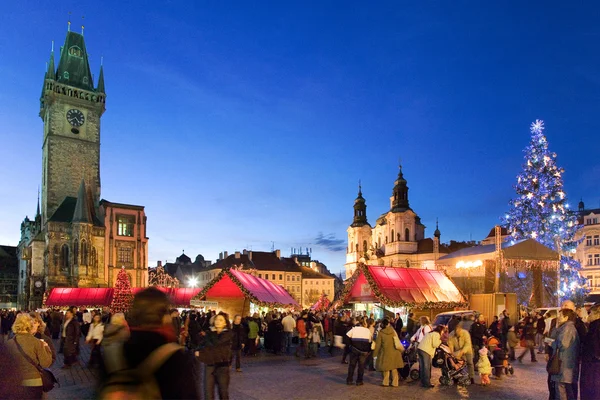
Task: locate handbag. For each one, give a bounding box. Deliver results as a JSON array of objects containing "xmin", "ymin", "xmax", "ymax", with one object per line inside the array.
[
  {"xmin": 14, "ymin": 338, "xmax": 59, "ymax": 392},
  {"xmin": 546, "ymin": 353, "xmax": 561, "ymax": 375},
  {"xmin": 393, "ymin": 332, "xmax": 403, "ymax": 351}
]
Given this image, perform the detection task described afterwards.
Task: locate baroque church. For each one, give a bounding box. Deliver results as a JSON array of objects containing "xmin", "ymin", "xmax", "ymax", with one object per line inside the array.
[
  {"xmin": 344, "ymin": 165, "xmax": 448, "ymax": 278},
  {"xmin": 17, "ymin": 27, "xmax": 149, "ymax": 309}
]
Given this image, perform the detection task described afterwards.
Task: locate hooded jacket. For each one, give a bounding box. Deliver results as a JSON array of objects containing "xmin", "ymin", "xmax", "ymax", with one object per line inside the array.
[{"xmin": 372, "ymin": 325, "xmax": 404, "ymax": 371}]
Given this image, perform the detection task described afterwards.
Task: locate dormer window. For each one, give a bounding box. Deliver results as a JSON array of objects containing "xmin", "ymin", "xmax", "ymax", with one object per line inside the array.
[
  {"xmin": 82, "ymin": 76, "xmax": 89, "ymax": 85},
  {"xmin": 63, "ymin": 71, "xmax": 70, "ymax": 79},
  {"xmin": 68, "ymin": 46, "xmax": 83, "ymax": 57}
]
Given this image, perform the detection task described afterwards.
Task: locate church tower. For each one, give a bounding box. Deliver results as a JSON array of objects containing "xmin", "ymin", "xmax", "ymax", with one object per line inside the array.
[
  {"xmin": 40, "ymin": 28, "xmax": 106, "ymax": 225},
  {"xmin": 345, "ymin": 182, "xmax": 372, "ymax": 278}
]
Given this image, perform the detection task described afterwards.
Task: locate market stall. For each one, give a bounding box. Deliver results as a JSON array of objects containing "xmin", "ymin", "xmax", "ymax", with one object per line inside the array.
[
  {"xmin": 191, "ymin": 268, "xmax": 299, "ymax": 317},
  {"xmin": 45, "ymin": 288, "xmax": 114, "ymax": 307},
  {"xmin": 339, "ymin": 263, "xmax": 467, "ymax": 322}
]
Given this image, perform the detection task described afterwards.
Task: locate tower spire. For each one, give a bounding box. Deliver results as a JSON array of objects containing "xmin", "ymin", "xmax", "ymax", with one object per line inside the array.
[
  {"xmin": 36, "ymin": 187, "xmax": 41, "ymax": 218},
  {"xmin": 68, "ymin": 12, "xmax": 71, "ymax": 31},
  {"xmin": 390, "ymin": 161, "xmax": 409, "ymax": 212},
  {"xmin": 358, "ymin": 179, "xmax": 362, "ymax": 196},
  {"xmin": 351, "ymin": 181, "xmax": 368, "ymax": 227},
  {"xmin": 97, "ymin": 62, "xmax": 105, "ymax": 93}
]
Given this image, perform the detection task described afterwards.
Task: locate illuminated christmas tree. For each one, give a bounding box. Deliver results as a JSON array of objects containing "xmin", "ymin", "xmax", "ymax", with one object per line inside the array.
[
  {"xmin": 111, "ymin": 267, "xmax": 134, "ymax": 313},
  {"xmin": 504, "ymin": 120, "xmax": 589, "ymax": 306}
]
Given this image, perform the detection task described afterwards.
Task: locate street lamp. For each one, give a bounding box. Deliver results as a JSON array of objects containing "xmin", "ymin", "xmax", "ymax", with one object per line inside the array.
[{"xmin": 187, "ymin": 276, "xmax": 198, "ymax": 288}]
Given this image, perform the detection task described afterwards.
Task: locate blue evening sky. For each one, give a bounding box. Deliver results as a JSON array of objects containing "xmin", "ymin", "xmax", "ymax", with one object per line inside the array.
[{"xmin": 1, "ymin": 2, "xmax": 599, "ymax": 275}]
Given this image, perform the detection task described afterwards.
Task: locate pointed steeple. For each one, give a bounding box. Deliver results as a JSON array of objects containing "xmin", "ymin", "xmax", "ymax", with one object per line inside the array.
[
  {"xmin": 352, "ymin": 180, "xmax": 369, "ymax": 227},
  {"xmin": 96, "ymin": 62, "xmax": 105, "ymax": 93},
  {"xmin": 73, "ymin": 179, "xmax": 91, "ymax": 223},
  {"xmin": 434, "ymin": 218, "xmax": 441, "ymax": 238},
  {"xmin": 36, "ymin": 188, "xmax": 41, "ymax": 218},
  {"xmin": 391, "ymin": 162, "xmax": 410, "ymax": 212},
  {"xmin": 47, "ymin": 41, "xmax": 56, "ymax": 79},
  {"xmin": 56, "ymin": 30, "xmax": 94, "ymax": 91}
]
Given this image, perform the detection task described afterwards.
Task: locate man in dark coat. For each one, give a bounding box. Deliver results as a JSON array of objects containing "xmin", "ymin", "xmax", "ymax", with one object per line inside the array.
[
  {"xmin": 406, "ymin": 313, "xmax": 417, "ymax": 338},
  {"xmin": 121, "ymin": 288, "xmax": 200, "ymax": 399},
  {"xmin": 61, "ymin": 309, "xmax": 80, "ymax": 368},
  {"xmin": 500, "ymin": 310, "xmax": 511, "ymax": 350},
  {"xmin": 470, "ymin": 315, "xmax": 487, "ymax": 364},
  {"xmin": 50, "ymin": 308, "xmax": 63, "ymax": 340},
  {"xmin": 448, "ymin": 315, "xmax": 461, "ymax": 333},
  {"xmin": 394, "ymin": 313, "xmax": 404, "ymax": 339}
]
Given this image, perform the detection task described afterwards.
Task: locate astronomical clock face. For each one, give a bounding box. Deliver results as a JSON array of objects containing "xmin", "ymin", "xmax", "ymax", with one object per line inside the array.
[
  {"xmin": 34, "ymin": 280, "xmax": 42, "ymax": 288},
  {"xmin": 66, "ymin": 109, "xmax": 85, "ymax": 127}
]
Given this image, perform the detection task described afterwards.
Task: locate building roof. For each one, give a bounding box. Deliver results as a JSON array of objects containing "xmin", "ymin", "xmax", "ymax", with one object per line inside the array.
[
  {"xmin": 437, "ymin": 238, "xmax": 559, "ymax": 263},
  {"xmin": 100, "ymin": 199, "xmax": 145, "ymax": 210},
  {"xmin": 46, "ymin": 288, "xmax": 114, "ymax": 306},
  {"xmin": 73, "ymin": 179, "xmax": 91, "ymax": 223},
  {"xmin": 55, "ymin": 31, "xmax": 95, "ymax": 91},
  {"xmin": 415, "ymin": 238, "xmax": 449, "ymax": 254},
  {"xmin": 299, "ymin": 266, "xmax": 335, "ymax": 280},
  {"xmin": 50, "ymin": 193, "xmax": 103, "ymax": 227},
  {"xmin": 580, "ymin": 208, "xmax": 600, "ymax": 217},
  {"xmin": 341, "ymin": 264, "xmax": 465, "ymax": 308},
  {"xmin": 193, "ymin": 268, "xmax": 299, "ymax": 308}
]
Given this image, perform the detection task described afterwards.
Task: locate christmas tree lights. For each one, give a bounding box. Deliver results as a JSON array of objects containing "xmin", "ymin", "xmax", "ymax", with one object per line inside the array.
[
  {"xmin": 504, "ymin": 120, "xmax": 589, "ymax": 305},
  {"xmin": 111, "ymin": 267, "xmax": 134, "ymax": 313}
]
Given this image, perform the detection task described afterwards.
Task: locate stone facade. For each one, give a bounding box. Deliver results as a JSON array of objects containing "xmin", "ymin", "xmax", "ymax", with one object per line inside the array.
[
  {"xmin": 17, "ymin": 29, "xmax": 147, "ymax": 309},
  {"xmin": 344, "ymin": 165, "xmax": 446, "ymax": 278},
  {"xmin": 575, "ymin": 201, "xmax": 600, "ymax": 294}
]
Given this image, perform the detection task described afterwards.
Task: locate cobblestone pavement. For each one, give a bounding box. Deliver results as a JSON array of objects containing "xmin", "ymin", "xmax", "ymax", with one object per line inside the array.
[{"xmin": 48, "ymin": 341, "xmax": 550, "ymax": 400}]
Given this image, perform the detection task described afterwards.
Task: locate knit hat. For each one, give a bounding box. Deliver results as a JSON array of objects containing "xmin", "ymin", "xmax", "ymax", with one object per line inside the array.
[{"xmin": 479, "ymin": 347, "xmax": 488, "ymax": 356}]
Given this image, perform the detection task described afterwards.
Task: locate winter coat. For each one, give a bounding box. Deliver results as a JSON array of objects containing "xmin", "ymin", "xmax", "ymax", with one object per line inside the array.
[
  {"xmin": 406, "ymin": 318, "xmax": 416, "ymax": 337},
  {"xmin": 476, "ymin": 354, "xmax": 492, "ymax": 375},
  {"xmin": 448, "ymin": 329, "xmax": 473, "ymax": 357},
  {"xmin": 7, "ymin": 333, "xmax": 52, "ymax": 387},
  {"xmin": 63, "ymin": 318, "xmax": 80, "ymax": 358},
  {"xmin": 102, "ymin": 323, "xmax": 130, "ymax": 374},
  {"xmin": 296, "ymin": 319, "xmax": 307, "ymax": 339},
  {"xmin": 247, "ymin": 320, "xmax": 259, "ymax": 339},
  {"xmin": 34, "ymin": 332, "xmax": 56, "ymax": 364},
  {"xmin": 550, "ymin": 320, "xmax": 580, "ymax": 384},
  {"xmin": 469, "ymin": 322, "xmax": 487, "ymax": 347},
  {"xmin": 373, "ymin": 326, "xmax": 404, "ymax": 371},
  {"xmin": 197, "ymin": 328, "xmax": 233, "ymax": 366},
  {"xmin": 536, "ymin": 317, "xmax": 546, "ymax": 335},
  {"xmin": 50, "ymin": 311, "xmax": 62, "ymax": 335},
  {"xmin": 418, "ymin": 331, "xmax": 442, "ymax": 357},
  {"xmin": 124, "ymin": 329, "xmax": 200, "ymax": 399},
  {"xmin": 231, "ymin": 323, "xmax": 246, "ymax": 350},
  {"xmin": 507, "ymin": 331, "xmax": 519, "ymax": 348},
  {"xmin": 581, "ymin": 318, "xmax": 600, "ymax": 400}
]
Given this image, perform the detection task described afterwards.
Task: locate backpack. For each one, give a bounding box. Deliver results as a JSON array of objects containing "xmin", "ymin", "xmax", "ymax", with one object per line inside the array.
[{"xmin": 98, "ymin": 343, "xmax": 182, "ymax": 400}]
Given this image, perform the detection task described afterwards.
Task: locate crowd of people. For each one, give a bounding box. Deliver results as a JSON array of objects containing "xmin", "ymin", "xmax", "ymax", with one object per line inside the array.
[{"xmin": 0, "ymin": 296, "xmax": 599, "ymax": 400}]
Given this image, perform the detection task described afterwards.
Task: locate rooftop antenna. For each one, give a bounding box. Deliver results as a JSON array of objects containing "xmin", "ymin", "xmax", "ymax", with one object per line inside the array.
[
  {"xmin": 68, "ymin": 12, "xmax": 71, "ymax": 31},
  {"xmin": 271, "ymin": 241, "xmax": 275, "ymax": 252},
  {"xmin": 81, "ymin": 16, "xmax": 85, "ymax": 36}
]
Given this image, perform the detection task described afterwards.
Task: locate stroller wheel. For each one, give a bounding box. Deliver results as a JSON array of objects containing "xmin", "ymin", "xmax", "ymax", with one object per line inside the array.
[
  {"xmin": 462, "ymin": 377, "xmax": 472, "ymax": 386},
  {"xmin": 410, "ymin": 369, "xmax": 420, "ymax": 381},
  {"xmin": 509, "ymin": 367, "xmax": 514, "ymax": 375},
  {"xmin": 439, "ymin": 376, "xmax": 451, "ymax": 386}
]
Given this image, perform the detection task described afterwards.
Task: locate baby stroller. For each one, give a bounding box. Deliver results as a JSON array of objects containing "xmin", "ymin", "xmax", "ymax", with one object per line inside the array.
[
  {"xmin": 400, "ymin": 340, "xmax": 420, "ymax": 381},
  {"xmin": 433, "ymin": 344, "xmax": 471, "ymax": 386}
]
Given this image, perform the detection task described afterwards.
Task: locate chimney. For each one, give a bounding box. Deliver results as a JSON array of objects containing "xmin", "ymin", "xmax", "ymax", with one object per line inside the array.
[
  {"xmin": 219, "ymin": 252, "xmax": 223, "ymax": 260},
  {"xmin": 275, "ymin": 249, "xmax": 281, "ymax": 258},
  {"xmin": 243, "ymin": 249, "xmax": 248, "ymax": 255},
  {"xmin": 157, "ymin": 260, "xmax": 162, "ymax": 267},
  {"xmin": 248, "ymin": 251, "xmax": 253, "ymax": 261},
  {"xmin": 235, "ymin": 251, "xmax": 241, "ymax": 259},
  {"xmin": 224, "ymin": 251, "xmax": 228, "ymax": 258}
]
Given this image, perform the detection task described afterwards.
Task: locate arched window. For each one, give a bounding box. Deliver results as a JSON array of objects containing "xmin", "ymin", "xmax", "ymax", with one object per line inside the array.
[
  {"xmin": 73, "ymin": 240, "xmax": 79, "ymax": 265},
  {"xmin": 363, "ymin": 240, "xmax": 368, "ymax": 252},
  {"xmin": 391, "ymin": 230, "xmax": 395, "ymax": 242},
  {"xmin": 61, "ymin": 244, "xmax": 69, "ymax": 273},
  {"xmin": 355, "ymin": 243, "xmax": 359, "ymax": 252},
  {"xmin": 385, "ymin": 236, "xmax": 388, "ymax": 244},
  {"xmin": 406, "ymin": 260, "xmax": 410, "ymax": 268},
  {"xmin": 81, "ymin": 239, "xmax": 88, "ymax": 265},
  {"xmin": 350, "ymin": 242, "xmax": 354, "ymax": 253},
  {"xmin": 91, "ymin": 247, "xmax": 98, "ymax": 277},
  {"xmin": 397, "ymin": 233, "xmax": 401, "ymax": 241},
  {"xmin": 378, "ymin": 237, "xmax": 381, "ymax": 248},
  {"xmin": 405, "ymin": 228, "xmax": 410, "ymax": 242}
]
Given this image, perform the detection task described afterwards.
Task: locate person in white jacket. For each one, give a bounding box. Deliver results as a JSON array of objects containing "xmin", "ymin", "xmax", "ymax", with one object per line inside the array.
[
  {"xmin": 85, "ymin": 314, "xmax": 104, "ymax": 367},
  {"xmin": 411, "ymin": 316, "xmax": 432, "ymax": 344}
]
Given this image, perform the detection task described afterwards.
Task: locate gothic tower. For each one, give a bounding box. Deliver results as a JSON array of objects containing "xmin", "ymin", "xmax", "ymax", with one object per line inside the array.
[
  {"xmin": 345, "ymin": 182, "xmax": 372, "ymax": 278},
  {"xmin": 40, "ymin": 29, "xmax": 106, "ymax": 225}
]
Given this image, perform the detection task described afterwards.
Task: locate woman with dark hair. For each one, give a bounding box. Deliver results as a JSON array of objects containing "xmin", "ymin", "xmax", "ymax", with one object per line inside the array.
[
  {"xmin": 417, "ymin": 325, "xmax": 445, "ymax": 388},
  {"xmin": 121, "ymin": 287, "xmax": 201, "ymax": 399},
  {"xmin": 197, "ymin": 312, "xmax": 233, "ymax": 400},
  {"xmin": 549, "ymin": 308, "xmax": 580, "ymax": 400}
]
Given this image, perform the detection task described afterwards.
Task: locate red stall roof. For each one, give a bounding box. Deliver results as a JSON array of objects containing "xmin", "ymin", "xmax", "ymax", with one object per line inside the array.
[
  {"xmin": 46, "ymin": 288, "xmax": 114, "ymax": 306},
  {"xmin": 193, "ymin": 269, "xmax": 299, "ymax": 308},
  {"xmin": 342, "ymin": 264, "xmax": 466, "ymax": 309}
]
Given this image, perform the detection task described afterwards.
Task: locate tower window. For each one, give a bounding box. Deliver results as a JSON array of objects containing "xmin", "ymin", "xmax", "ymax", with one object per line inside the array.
[
  {"xmin": 118, "ymin": 247, "xmax": 132, "ymax": 263},
  {"xmin": 63, "ymin": 71, "xmax": 70, "ymax": 79},
  {"xmin": 405, "ymin": 228, "xmax": 410, "ymax": 242},
  {"xmin": 117, "ymin": 215, "xmax": 135, "ymax": 237},
  {"xmin": 82, "ymin": 76, "xmax": 89, "ymax": 85},
  {"xmin": 363, "ymin": 240, "xmax": 368, "ymax": 252},
  {"xmin": 391, "ymin": 230, "xmax": 394, "ymax": 242}
]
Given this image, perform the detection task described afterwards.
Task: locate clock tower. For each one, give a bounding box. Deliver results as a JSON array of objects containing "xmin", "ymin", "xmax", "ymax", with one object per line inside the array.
[{"xmin": 40, "ymin": 29, "xmax": 106, "ymax": 225}]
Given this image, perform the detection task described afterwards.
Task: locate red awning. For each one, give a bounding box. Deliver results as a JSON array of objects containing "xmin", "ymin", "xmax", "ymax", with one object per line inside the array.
[
  {"xmin": 46, "ymin": 288, "xmax": 114, "ymax": 306},
  {"xmin": 169, "ymin": 288, "xmax": 202, "ymax": 306},
  {"xmin": 345, "ymin": 265, "xmax": 464, "ymax": 306},
  {"xmin": 197, "ymin": 269, "xmax": 299, "ymax": 307}
]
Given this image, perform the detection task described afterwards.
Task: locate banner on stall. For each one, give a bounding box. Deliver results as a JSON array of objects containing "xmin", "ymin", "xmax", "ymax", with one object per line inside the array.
[{"xmin": 190, "ymin": 300, "xmax": 219, "ymax": 308}]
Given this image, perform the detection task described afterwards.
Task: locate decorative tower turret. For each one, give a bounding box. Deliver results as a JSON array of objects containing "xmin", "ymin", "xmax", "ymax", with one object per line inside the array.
[
  {"xmin": 345, "ymin": 181, "xmax": 373, "ymax": 278},
  {"xmin": 390, "ymin": 164, "xmax": 410, "ymax": 212}
]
